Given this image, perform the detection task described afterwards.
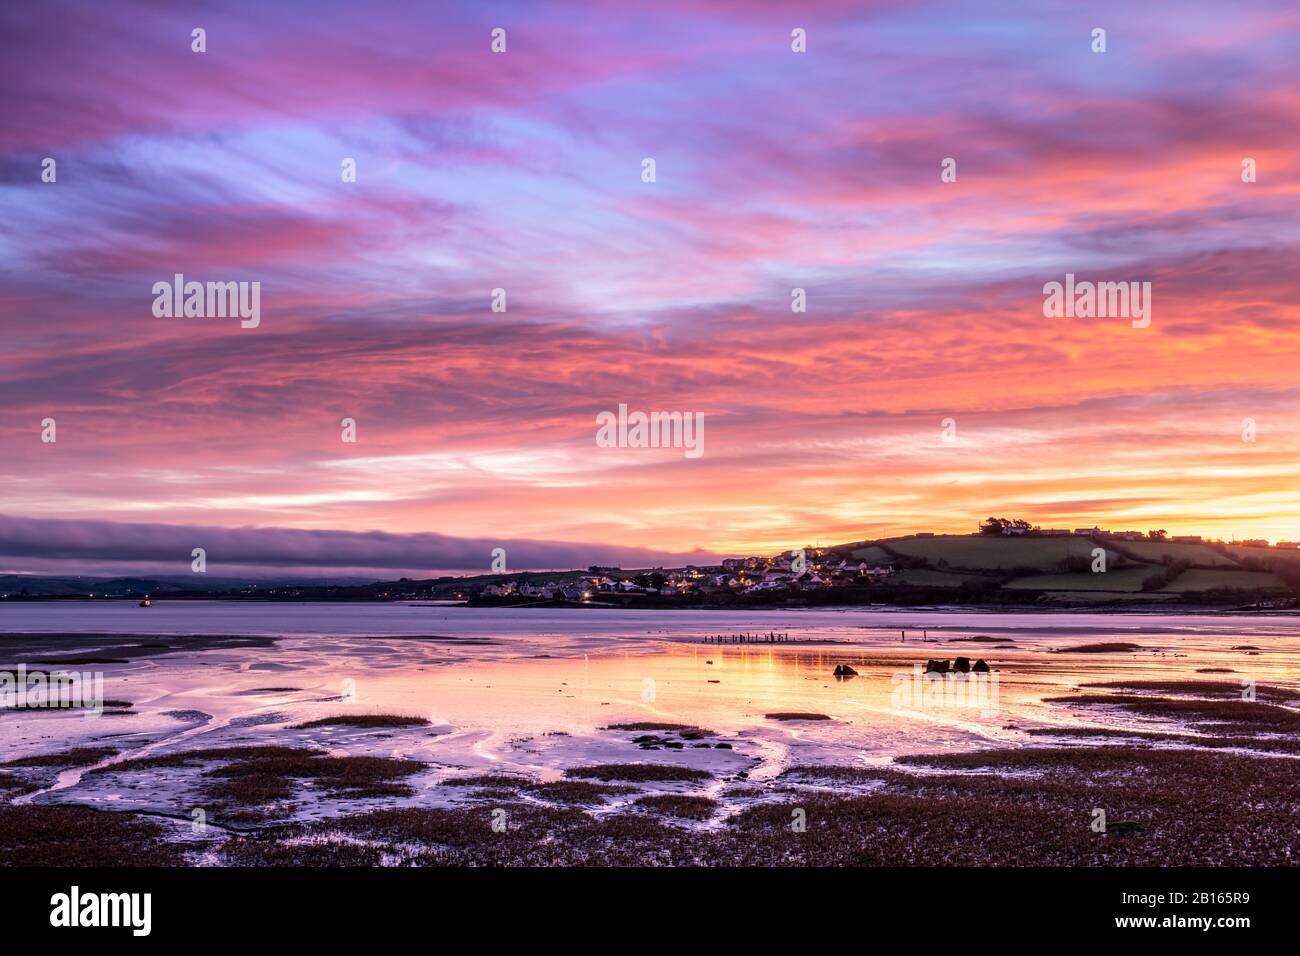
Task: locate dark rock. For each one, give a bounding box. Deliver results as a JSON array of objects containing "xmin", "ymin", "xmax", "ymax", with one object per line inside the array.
[
  {"xmin": 714, "ymin": 743, "xmax": 733, "ymax": 749},
  {"xmin": 1108, "ymin": 820, "xmax": 1146, "ymax": 835},
  {"xmin": 833, "ymin": 664, "xmax": 859, "ymax": 677},
  {"xmin": 952, "ymin": 657, "xmax": 971, "ymax": 673},
  {"xmin": 972, "ymin": 658, "xmax": 991, "ymax": 673},
  {"xmin": 925, "ymin": 659, "xmax": 950, "ymax": 674}
]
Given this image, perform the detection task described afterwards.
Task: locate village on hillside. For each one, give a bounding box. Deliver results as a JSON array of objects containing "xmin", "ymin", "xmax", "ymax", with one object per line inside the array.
[
  {"xmin": 477, "ymin": 547, "xmax": 895, "ymax": 603},
  {"xmin": 462, "ymin": 520, "xmax": 1300, "ymax": 609},
  {"xmin": 9, "ymin": 521, "xmax": 1298, "ymax": 608}
]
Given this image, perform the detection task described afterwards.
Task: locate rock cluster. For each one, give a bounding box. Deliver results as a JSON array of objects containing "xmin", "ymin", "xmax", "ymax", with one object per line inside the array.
[{"xmin": 924, "ymin": 657, "xmax": 992, "ymax": 674}]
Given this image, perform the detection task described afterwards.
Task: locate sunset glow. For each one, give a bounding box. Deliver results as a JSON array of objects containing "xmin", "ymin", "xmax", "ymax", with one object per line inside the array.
[{"xmin": 4, "ymin": 0, "xmax": 1300, "ymax": 574}]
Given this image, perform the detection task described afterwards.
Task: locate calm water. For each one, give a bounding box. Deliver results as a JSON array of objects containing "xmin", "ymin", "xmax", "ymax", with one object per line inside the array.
[
  {"xmin": 4, "ymin": 601, "xmax": 1299, "ymax": 813},
  {"xmin": 4, "ymin": 599, "xmax": 1300, "ymax": 644}
]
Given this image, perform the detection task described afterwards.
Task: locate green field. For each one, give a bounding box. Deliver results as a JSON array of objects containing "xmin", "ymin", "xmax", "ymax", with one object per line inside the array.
[
  {"xmin": 1112, "ymin": 540, "xmax": 1239, "ymax": 567},
  {"xmin": 829, "ymin": 533, "xmax": 1297, "ymax": 602},
  {"xmin": 1160, "ymin": 568, "xmax": 1288, "ymax": 593},
  {"xmin": 1223, "ymin": 544, "xmax": 1276, "ymax": 561},
  {"xmin": 847, "ymin": 545, "xmax": 893, "ymax": 564},
  {"xmin": 891, "ymin": 568, "xmax": 987, "ymax": 588},
  {"xmin": 884, "ymin": 535, "xmax": 1124, "ymax": 572},
  {"xmin": 1037, "ymin": 590, "xmax": 1176, "ymax": 604},
  {"xmin": 1222, "ymin": 544, "xmax": 1300, "ymax": 564},
  {"xmin": 1003, "ymin": 566, "xmax": 1155, "ymax": 592}
]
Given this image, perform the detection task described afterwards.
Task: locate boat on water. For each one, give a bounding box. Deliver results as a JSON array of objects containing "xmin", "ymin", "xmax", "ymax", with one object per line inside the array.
[{"xmin": 138, "ymin": 598, "xmax": 152, "ymax": 607}]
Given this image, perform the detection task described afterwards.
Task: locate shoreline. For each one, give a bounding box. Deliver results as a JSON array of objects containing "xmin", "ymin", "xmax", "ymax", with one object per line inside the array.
[
  {"xmin": 7, "ymin": 595, "xmax": 1297, "ymax": 615},
  {"xmin": 6, "ymin": 738, "xmax": 1299, "ymax": 867},
  {"xmin": 4, "ymin": 625, "xmax": 1299, "ymax": 866}
]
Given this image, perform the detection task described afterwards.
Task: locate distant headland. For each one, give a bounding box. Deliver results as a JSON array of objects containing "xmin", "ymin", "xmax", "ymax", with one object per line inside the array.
[{"xmin": 6, "ymin": 519, "xmax": 1299, "ymax": 610}]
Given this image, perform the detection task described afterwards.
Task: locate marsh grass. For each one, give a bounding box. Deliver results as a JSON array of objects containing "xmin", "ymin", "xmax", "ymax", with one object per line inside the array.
[
  {"xmin": 93, "ymin": 745, "xmax": 316, "ymax": 773},
  {"xmin": 0, "ymin": 806, "xmax": 185, "ymax": 866},
  {"xmin": 779, "ymin": 766, "xmax": 889, "ymax": 784},
  {"xmin": 1081, "ymin": 680, "xmax": 1298, "ymax": 701},
  {"xmin": 221, "ymin": 804, "xmax": 685, "ymax": 866},
  {"xmin": 765, "ymin": 712, "xmax": 831, "ymax": 721},
  {"xmin": 606, "ymin": 722, "xmax": 711, "ymax": 733},
  {"xmin": 1061, "ymin": 642, "xmax": 1143, "ymax": 653},
  {"xmin": 222, "ymin": 839, "xmax": 383, "ymax": 866},
  {"xmin": 1044, "ymin": 693, "xmax": 1300, "ymax": 733},
  {"xmin": 633, "ymin": 794, "xmax": 716, "ymax": 819},
  {"xmin": 525, "ymin": 781, "xmax": 636, "ymax": 804},
  {"xmin": 565, "ymin": 763, "xmax": 711, "ymax": 782},
  {"xmin": 441, "ymin": 774, "xmax": 531, "ymax": 788},
  {"xmin": 91, "ymin": 745, "xmax": 426, "ymax": 809},
  {"xmin": 204, "ymin": 751, "xmax": 426, "ymax": 800},
  {"xmin": 0, "ymin": 772, "xmax": 37, "ymax": 798},
  {"xmin": 3, "ymin": 747, "xmax": 117, "ymax": 768},
  {"xmin": 291, "ymin": 714, "xmax": 429, "ymax": 729},
  {"xmin": 206, "ymin": 745, "xmax": 1300, "ymax": 866}
]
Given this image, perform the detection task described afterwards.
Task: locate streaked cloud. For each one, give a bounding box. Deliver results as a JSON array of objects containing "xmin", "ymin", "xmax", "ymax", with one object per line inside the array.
[{"xmin": 3, "ymin": 0, "xmax": 1299, "ymax": 573}]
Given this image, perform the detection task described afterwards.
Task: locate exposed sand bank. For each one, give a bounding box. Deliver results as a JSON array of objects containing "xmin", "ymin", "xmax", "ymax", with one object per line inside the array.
[{"xmin": 3, "ymin": 611, "xmax": 1299, "ymax": 865}]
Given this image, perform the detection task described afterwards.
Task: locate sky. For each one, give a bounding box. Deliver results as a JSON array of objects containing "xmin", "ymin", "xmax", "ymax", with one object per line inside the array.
[{"xmin": 2, "ymin": 0, "xmax": 1300, "ymax": 578}]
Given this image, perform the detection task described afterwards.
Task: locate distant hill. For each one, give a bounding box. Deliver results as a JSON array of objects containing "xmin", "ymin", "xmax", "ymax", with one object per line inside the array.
[
  {"xmin": 3, "ymin": 532, "xmax": 1297, "ymax": 608},
  {"xmin": 831, "ymin": 533, "xmax": 1297, "ymax": 605},
  {"xmin": 0, "ymin": 574, "xmax": 378, "ymax": 597}
]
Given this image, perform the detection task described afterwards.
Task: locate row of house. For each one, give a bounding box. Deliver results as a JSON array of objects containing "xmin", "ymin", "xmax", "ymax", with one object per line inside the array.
[
  {"xmin": 462, "ymin": 529, "xmax": 1300, "ymax": 604},
  {"xmin": 1001, "ymin": 526, "xmax": 1300, "ymax": 549},
  {"xmin": 1002, "ymin": 526, "xmax": 1198, "ymax": 542},
  {"xmin": 477, "ymin": 549, "xmax": 898, "ymax": 601}
]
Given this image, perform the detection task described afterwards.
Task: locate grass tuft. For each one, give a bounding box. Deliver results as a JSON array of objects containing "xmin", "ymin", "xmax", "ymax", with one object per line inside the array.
[
  {"xmin": 565, "ymin": 763, "xmax": 711, "ymax": 782},
  {"xmin": 765, "ymin": 712, "xmax": 831, "ymax": 721},
  {"xmin": 291, "ymin": 714, "xmax": 430, "ymax": 729},
  {"xmin": 633, "ymin": 794, "xmax": 717, "ymax": 819},
  {"xmin": 2, "ymin": 747, "xmax": 117, "ymax": 768},
  {"xmin": 1061, "ymin": 642, "xmax": 1143, "ymax": 653}
]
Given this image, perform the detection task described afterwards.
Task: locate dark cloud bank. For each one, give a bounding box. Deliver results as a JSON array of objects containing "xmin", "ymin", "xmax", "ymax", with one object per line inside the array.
[{"xmin": 0, "ymin": 515, "xmax": 712, "ymax": 577}]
